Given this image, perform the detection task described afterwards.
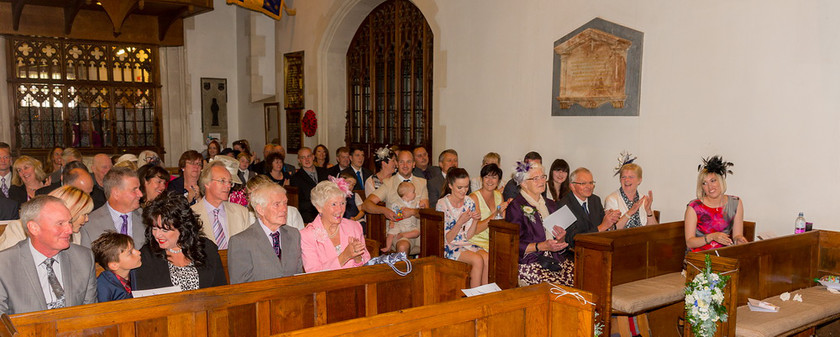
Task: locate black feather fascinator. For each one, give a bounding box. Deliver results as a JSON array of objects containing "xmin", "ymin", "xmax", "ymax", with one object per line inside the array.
[{"xmin": 698, "ymin": 155, "xmax": 734, "ymax": 177}]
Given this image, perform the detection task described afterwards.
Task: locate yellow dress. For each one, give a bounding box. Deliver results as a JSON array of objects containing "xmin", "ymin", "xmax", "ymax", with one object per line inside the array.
[{"xmin": 468, "ymin": 189, "xmax": 502, "ymax": 251}]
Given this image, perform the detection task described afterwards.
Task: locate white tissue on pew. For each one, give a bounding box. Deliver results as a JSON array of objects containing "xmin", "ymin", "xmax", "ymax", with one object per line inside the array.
[
  {"xmin": 747, "ymin": 298, "xmax": 779, "ymax": 312},
  {"xmin": 828, "ymin": 288, "xmax": 840, "ymax": 294},
  {"xmin": 132, "ymin": 285, "xmax": 181, "ymax": 298},
  {"xmin": 462, "ymin": 283, "xmax": 502, "ymax": 297},
  {"xmin": 793, "ymin": 294, "xmax": 803, "ymax": 302},
  {"xmin": 780, "ymin": 292, "xmax": 790, "ymax": 301}
]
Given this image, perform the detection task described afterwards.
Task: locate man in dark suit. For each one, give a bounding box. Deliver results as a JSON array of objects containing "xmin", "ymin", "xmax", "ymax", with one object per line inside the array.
[
  {"xmin": 290, "ymin": 147, "xmax": 328, "ymax": 223},
  {"xmin": 0, "ymin": 142, "xmax": 13, "ymax": 199},
  {"xmin": 80, "ymin": 167, "xmax": 145, "ymax": 248},
  {"xmin": 326, "ymin": 146, "xmax": 351, "ymax": 178},
  {"xmin": 0, "ymin": 195, "xmax": 97, "ymax": 314},
  {"xmin": 503, "ymin": 151, "xmax": 543, "ymax": 201},
  {"xmin": 421, "ymin": 148, "xmax": 460, "ymax": 207},
  {"xmin": 559, "ymin": 167, "xmax": 620, "ymax": 248},
  {"xmin": 341, "ymin": 147, "xmax": 372, "ymax": 191},
  {"xmin": 0, "ymin": 196, "xmax": 18, "ymax": 220},
  {"xmin": 37, "ymin": 166, "xmax": 106, "ymax": 210},
  {"xmin": 228, "ymin": 184, "xmax": 302, "ymax": 283}
]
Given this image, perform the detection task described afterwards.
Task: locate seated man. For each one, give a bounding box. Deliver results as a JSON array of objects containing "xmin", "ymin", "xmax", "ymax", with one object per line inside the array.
[
  {"xmin": 327, "ymin": 146, "xmax": 351, "ymax": 177},
  {"xmin": 341, "ymin": 146, "xmax": 373, "ymax": 191},
  {"xmin": 229, "ymin": 184, "xmax": 302, "ymax": 284},
  {"xmin": 38, "ymin": 165, "xmax": 106, "ymax": 210},
  {"xmin": 290, "ymin": 147, "xmax": 328, "ymax": 223},
  {"xmin": 559, "ymin": 167, "xmax": 620, "ymax": 248},
  {"xmin": 80, "ymin": 167, "xmax": 145, "ymax": 248},
  {"xmin": 191, "ymin": 160, "xmax": 250, "ymax": 249},
  {"xmin": 0, "ymin": 195, "xmax": 97, "ymax": 314}
]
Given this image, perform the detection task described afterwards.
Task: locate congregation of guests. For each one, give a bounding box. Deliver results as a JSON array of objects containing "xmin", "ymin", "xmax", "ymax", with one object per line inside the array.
[{"xmin": 0, "ymin": 138, "xmax": 749, "ymax": 315}]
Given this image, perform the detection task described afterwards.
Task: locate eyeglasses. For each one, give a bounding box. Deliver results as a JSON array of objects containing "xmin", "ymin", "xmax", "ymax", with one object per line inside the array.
[
  {"xmin": 525, "ymin": 175, "xmax": 548, "ymax": 181},
  {"xmin": 211, "ymin": 179, "xmax": 233, "ymax": 186},
  {"xmin": 571, "ymin": 181, "xmax": 596, "ymax": 186}
]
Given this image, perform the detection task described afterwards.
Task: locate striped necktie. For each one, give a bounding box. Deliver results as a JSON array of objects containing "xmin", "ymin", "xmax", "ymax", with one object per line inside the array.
[
  {"xmin": 1, "ymin": 176, "xmax": 7, "ymax": 197},
  {"xmin": 212, "ymin": 208, "xmax": 227, "ymax": 249},
  {"xmin": 43, "ymin": 258, "xmax": 66, "ymax": 309}
]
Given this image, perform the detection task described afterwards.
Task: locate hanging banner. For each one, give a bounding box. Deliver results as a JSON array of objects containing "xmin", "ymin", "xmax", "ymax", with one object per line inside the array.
[{"xmin": 226, "ymin": 0, "xmax": 296, "ymax": 20}]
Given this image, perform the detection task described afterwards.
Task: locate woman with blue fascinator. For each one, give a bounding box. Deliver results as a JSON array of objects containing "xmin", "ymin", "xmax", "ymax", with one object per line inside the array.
[{"xmin": 684, "ymin": 156, "xmax": 747, "ymax": 252}]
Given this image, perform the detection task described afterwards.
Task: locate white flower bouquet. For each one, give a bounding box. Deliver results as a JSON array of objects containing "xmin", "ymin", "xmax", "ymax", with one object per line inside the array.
[{"xmin": 685, "ymin": 254, "xmax": 729, "ymax": 337}]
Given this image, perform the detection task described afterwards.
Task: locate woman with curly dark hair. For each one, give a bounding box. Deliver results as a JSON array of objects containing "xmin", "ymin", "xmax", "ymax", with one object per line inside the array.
[
  {"xmin": 134, "ymin": 191, "xmax": 227, "ymax": 292},
  {"xmin": 137, "ymin": 164, "xmax": 170, "ymax": 207}
]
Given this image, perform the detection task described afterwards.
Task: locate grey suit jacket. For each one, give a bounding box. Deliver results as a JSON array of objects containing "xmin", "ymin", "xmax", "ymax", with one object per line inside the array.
[
  {"xmin": 80, "ymin": 204, "xmax": 145, "ymax": 249},
  {"xmin": 228, "ymin": 221, "xmax": 303, "ymax": 284},
  {"xmin": 422, "ymin": 166, "xmax": 445, "ymax": 207},
  {"xmin": 0, "ymin": 240, "xmax": 97, "ymax": 314}
]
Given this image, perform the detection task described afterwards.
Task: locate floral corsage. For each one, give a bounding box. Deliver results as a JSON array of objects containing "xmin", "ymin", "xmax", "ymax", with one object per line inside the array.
[{"xmin": 522, "ymin": 205, "xmax": 536, "ymax": 222}]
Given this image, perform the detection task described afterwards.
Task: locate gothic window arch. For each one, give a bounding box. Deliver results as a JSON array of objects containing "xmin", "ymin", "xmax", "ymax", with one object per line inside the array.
[{"xmin": 346, "ymin": 0, "xmax": 432, "ymax": 157}]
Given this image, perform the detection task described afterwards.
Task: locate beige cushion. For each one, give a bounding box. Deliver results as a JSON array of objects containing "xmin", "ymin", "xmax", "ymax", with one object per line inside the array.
[
  {"xmin": 611, "ymin": 272, "xmax": 685, "ymax": 314},
  {"xmin": 736, "ymin": 286, "xmax": 840, "ymax": 337}
]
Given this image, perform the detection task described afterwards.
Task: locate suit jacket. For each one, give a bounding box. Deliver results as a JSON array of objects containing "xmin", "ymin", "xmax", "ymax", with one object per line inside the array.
[
  {"xmin": 228, "ymin": 221, "xmax": 302, "ymax": 284},
  {"xmin": 8, "ymin": 184, "xmax": 28, "ymax": 206},
  {"xmin": 290, "ymin": 167, "xmax": 329, "ymax": 223},
  {"xmin": 0, "ymin": 240, "xmax": 97, "ymax": 314},
  {"xmin": 237, "ymin": 169, "xmax": 257, "ymax": 184},
  {"xmin": 134, "ymin": 238, "xmax": 228, "ymax": 290},
  {"xmin": 326, "ymin": 165, "xmax": 347, "ymax": 179},
  {"xmin": 0, "ymin": 196, "xmax": 18, "ymax": 221},
  {"xmin": 191, "ymin": 200, "xmax": 250, "ymax": 248},
  {"xmin": 341, "ymin": 166, "xmax": 373, "ymax": 190},
  {"xmin": 558, "ymin": 192, "xmax": 605, "ymax": 248},
  {"xmin": 80, "ymin": 204, "xmax": 146, "ymax": 249},
  {"xmin": 421, "ymin": 166, "xmax": 445, "ymax": 207},
  {"xmin": 96, "ymin": 270, "xmax": 134, "ymax": 302},
  {"xmin": 505, "ymin": 195, "xmax": 561, "ymax": 264},
  {"xmin": 300, "ymin": 216, "xmax": 370, "ymax": 272}
]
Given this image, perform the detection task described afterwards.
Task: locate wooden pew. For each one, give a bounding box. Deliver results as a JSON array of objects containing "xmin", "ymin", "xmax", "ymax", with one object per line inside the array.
[
  {"xmin": 685, "ymin": 230, "xmax": 840, "ymax": 337},
  {"xmin": 0, "ymin": 224, "xmax": 6, "ymax": 237},
  {"xmin": 285, "ymin": 185, "xmax": 299, "ymax": 209},
  {"xmin": 275, "ymin": 283, "xmax": 597, "ymax": 337},
  {"xmin": 0, "ymin": 314, "xmax": 17, "ymax": 337},
  {"xmin": 9, "ymin": 257, "xmax": 470, "ymax": 337}
]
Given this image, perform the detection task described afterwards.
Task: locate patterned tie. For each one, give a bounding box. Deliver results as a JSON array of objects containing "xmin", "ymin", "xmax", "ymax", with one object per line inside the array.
[
  {"xmin": 271, "ymin": 231, "xmax": 282, "ymax": 260},
  {"xmin": 43, "ymin": 258, "xmax": 66, "ymax": 309},
  {"xmin": 212, "ymin": 208, "xmax": 227, "ymax": 249},
  {"xmin": 582, "ymin": 201, "xmax": 590, "ymax": 216},
  {"xmin": 1, "ymin": 176, "xmax": 7, "ymax": 198},
  {"xmin": 355, "ymin": 170, "xmax": 364, "ymax": 188},
  {"xmin": 119, "ymin": 214, "xmax": 129, "ymax": 235}
]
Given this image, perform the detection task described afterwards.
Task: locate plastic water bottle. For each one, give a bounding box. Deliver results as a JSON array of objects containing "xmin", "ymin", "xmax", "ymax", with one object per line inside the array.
[{"xmin": 794, "ymin": 212, "xmax": 806, "ymax": 234}]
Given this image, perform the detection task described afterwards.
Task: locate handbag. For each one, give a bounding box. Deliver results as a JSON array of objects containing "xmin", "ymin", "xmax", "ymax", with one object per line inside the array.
[
  {"xmin": 364, "ymin": 252, "xmax": 413, "ymax": 276},
  {"xmin": 536, "ymin": 251, "xmax": 562, "ymax": 272}
]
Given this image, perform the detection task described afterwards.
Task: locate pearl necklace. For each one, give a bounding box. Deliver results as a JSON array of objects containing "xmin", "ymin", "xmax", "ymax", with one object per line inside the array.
[{"xmin": 167, "ymin": 247, "xmax": 182, "ymax": 254}]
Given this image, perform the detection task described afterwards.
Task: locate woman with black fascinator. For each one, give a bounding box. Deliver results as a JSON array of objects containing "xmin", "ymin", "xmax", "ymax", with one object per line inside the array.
[{"xmin": 684, "ymin": 156, "xmax": 747, "ymax": 252}]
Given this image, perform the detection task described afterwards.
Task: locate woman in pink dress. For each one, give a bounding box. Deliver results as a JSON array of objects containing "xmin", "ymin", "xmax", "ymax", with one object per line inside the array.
[{"xmin": 684, "ymin": 156, "xmax": 747, "ymax": 252}]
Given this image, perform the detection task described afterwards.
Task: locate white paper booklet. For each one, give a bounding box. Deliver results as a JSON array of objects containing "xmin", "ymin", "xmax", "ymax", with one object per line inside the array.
[
  {"xmin": 747, "ymin": 298, "xmax": 779, "ymax": 312},
  {"xmin": 461, "ymin": 283, "xmax": 502, "ymax": 297},
  {"xmin": 543, "ymin": 205, "xmax": 577, "ymax": 237},
  {"xmin": 132, "ymin": 285, "xmax": 181, "ymax": 298}
]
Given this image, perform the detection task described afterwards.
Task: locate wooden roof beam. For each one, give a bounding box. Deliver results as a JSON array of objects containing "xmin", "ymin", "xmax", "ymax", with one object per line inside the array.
[
  {"xmin": 11, "ymin": 0, "xmax": 25, "ymax": 31},
  {"xmin": 158, "ymin": 5, "xmax": 190, "ymax": 41},
  {"xmin": 63, "ymin": 0, "xmax": 84, "ymax": 35},
  {"xmin": 98, "ymin": 0, "xmax": 142, "ymax": 37}
]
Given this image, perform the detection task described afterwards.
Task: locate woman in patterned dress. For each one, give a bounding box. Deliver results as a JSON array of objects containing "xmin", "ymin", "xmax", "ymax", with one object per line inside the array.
[
  {"xmin": 684, "ymin": 156, "xmax": 747, "ymax": 252},
  {"xmin": 134, "ymin": 192, "xmax": 227, "ymax": 292},
  {"xmin": 436, "ymin": 168, "xmax": 488, "ymax": 288}
]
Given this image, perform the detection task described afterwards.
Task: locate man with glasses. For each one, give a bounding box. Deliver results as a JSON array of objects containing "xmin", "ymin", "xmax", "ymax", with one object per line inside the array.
[
  {"xmin": 560, "ymin": 168, "xmax": 620, "ymax": 248},
  {"xmin": 192, "ymin": 161, "xmax": 250, "ymax": 249}
]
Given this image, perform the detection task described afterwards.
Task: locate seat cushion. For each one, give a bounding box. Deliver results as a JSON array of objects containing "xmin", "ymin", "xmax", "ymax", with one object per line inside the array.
[
  {"xmin": 736, "ymin": 286, "xmax": 840, "ymax": 337},
  {"xmin": 611, "ymin": 272, "xmax": 685, "ymax": 314}
]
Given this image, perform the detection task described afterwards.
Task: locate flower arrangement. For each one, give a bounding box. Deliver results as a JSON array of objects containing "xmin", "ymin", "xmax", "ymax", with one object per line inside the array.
[{"xmin": 684, "ymin": 254, "xmax": 729, "ymax": 337}]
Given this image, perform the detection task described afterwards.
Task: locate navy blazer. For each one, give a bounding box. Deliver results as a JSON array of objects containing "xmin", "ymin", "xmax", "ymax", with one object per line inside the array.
[
  {"xmin": 134, "ymin": 238, "xmax": 228, "ymax": 291},
  {"xmin": 505, "ymin": 194, "xmax": 560, "ymax": 264},
  {"xmin": 0, "ymin": 196, "xmax": 18, "ymax": 221},
  {"xmin": 557, "ymin": 192, "xmax": 606, "ymax": 248},
  {"xmin": 290, "ymin": 167, "xmax": 329, "ymax": 223},
  {"xmin": 96, "ymin": 270, "xmax": 135, "ymax": 302}
]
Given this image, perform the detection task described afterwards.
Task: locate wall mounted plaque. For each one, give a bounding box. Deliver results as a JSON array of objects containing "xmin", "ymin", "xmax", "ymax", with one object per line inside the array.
[{"xmin": 551, "ymin": 18, "xmax": 643, "ymax": 116}]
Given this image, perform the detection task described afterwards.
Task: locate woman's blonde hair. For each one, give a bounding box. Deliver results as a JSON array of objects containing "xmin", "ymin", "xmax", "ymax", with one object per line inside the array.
[
  {"xmin": 696, "ymin": 170, "xmax": 727, "ymax": 199},
  {"xmin": 619, "ymin": 163, "xmax": 643, "ymax": 179},
  {"xmin": 11, "ymin": 155, "xmax": 47, "ymax": 186},
  {"xmin": 48, "ymin": 185, "xmax": 94, "ymax": 225}
]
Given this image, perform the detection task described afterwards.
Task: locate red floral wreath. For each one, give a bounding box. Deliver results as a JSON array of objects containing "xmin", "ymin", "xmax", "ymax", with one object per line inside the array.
[{"xmin": 302, "ymin": 110, "xmax": 317, "ymax": 137}]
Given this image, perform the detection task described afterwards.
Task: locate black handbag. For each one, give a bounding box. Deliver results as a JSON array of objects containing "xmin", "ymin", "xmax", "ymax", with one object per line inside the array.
[{"xmin": 536, "ymin": 252, "xmax": 562, "ymax": 272}]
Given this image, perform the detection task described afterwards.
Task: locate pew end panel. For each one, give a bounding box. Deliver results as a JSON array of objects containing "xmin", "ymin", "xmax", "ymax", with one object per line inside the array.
[
  {"xmin": 418, "ymin": 208, "xmax": 444, "ymax": 258},
  {"xmin": 488, "ymin": 219, "xmax": 520, "ymax": 290},
  {"xmin": 364, "ymin": 203, "xmax": 386, "ymax": 245},
  {"xmin": 364, "ymin": 238, "xmax": 380, "ymax": 258},
  {"xmin": 0, "ymin": 314, "xmax": 17, "ymax": 337},
  {"xmin": 273, "ymin": 283, "xmax": 596, "ymax": 337},
  {"xmin": 818, "ymin": 230, "xmax": 840, "ymax": 278},
  {"xmin": 684, "ymin": 253, "xmax": 740, "ymax": 337}
]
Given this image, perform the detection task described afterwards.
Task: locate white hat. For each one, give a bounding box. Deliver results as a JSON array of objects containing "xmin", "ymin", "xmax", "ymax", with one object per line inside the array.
[{"xmin": 210, "ymin": 155, "xmax": 242, "ymax": 184}]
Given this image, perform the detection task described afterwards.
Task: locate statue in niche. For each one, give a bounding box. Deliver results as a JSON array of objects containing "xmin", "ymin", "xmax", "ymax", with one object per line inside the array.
[
  {"xmin": 211, "ymin": 98, "xmax": 220, "ymax": 126},
  {"xmin": 555, "ymin": 28, "xmax": 631, "ymax": 109}
]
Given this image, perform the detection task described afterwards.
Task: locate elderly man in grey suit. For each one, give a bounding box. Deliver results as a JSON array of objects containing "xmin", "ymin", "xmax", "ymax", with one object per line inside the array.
[
  {"xmin": 80, "ymin": 167, "xmax": 145, "ymax": 248},
  {"xmin": 0, "ymin": 195, "xmax": 97, "ymax": 314},
  {"xmin": 228, "ymin": 183, "xmax": 302, "ymax": 284},
  {"xmin": 191, "ymin": 160, "xmax": 250, "ymax": 249}
]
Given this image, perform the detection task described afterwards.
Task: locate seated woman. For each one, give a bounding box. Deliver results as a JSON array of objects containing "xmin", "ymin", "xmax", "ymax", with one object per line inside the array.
[
  {"xmin": 44, "ymin": 146, "xmax": 63, "ymax": 185},
  {"xmin": 265, "ymin": 152, "xmax": 290, "ymax": 186},
  {"xmin": 205, "ymin": 140, "xmax": 221, "ymax": 161},
  {"xmin": 505, "ymin": 161, "xmax": 573, "ymax": 287},
  {"xmin": 137, "ymin": 163, "xmax": 169, "ymax": 207},
  {"xmin": 436, "ymin": 168, "xmax": 489, "ymax": 288},
  {"xmin": 684, "ymin": 156, "xmax": 747, "ymax": 252},
  {"xmin": 134, "ymin": 192, "xmax": 227, "ymax": 291},
  {"xmin": 0, "ymin": 185, "xmax": 93, "ymax": 250},
  {"xmin": 470, "ymin": 152, "xmax": 506, "ymax": 192},
  {"xmin": 604, "ymin": 156, "xmax": 658, "ymax": 230},
  {"xmin": 167, "ymin": 150, "xmax": 203, "ymax": 206},
  {"xmin": 314, "ymin": 144, "xmax": 332, "ymax": 168},
  {"xmin": 300, "ymin": 179, "xmax": 371, "ymax": 272},
  {"xmin": 545, "ymin": 159, "xmax": 571, "ymax": 202},
  {"xmin": 467, "ymin": 163, "xmax": 510, "ymax": 251},
  {"xmin": 365, "ymin": 147, "xmax": 396, "ymax": 197},
  {"xmin": 9, "ymin": 155, "xmax": 47, "ymax": 204}
]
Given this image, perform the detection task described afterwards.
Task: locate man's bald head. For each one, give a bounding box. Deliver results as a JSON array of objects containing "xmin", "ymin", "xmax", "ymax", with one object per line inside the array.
[
  {"xmin": 92, "ymin": 153, "xmax": 112, "ymax": 184},
  {"xmin": 65, "ymin": 168, "xmax": 94, "ymax": 194}
]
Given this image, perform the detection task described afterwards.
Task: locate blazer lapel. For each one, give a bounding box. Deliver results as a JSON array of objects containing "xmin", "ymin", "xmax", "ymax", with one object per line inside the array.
[
  {"xmin": 131, "ymin": 210, "xmax": 146, "ymax": 248},
  {"xmin": 18, "ymin": 242, "xmax": 48, "ymax": 309},
  {"xmin": 256, "ymin": 227, "xmax": 282, "ymax": 272},
  {"xmin": 565, "ymin": 194, "xmax": 592, "ymax": 227},
  {"xmin": 57, "ymin": 250, "xmax": 75, "ymax": 306}
]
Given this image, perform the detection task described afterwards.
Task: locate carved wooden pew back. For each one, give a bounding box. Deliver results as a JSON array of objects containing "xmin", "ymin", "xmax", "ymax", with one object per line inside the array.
[{"xmin": 10, "ymin": 257, "xmax": 469, "ymax": 337}]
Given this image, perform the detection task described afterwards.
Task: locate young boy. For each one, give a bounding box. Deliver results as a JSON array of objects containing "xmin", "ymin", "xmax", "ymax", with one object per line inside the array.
[
  {"xmin": 339, "ymin": 172, "xmax": 366, "ymax": 225},
  {"xmin": 382, "ymin": 181, "xmax": 420, "ymax": 253},
  {"xmin": 91, "ymin": 232, "xmax": 143, "ymax": 302}
]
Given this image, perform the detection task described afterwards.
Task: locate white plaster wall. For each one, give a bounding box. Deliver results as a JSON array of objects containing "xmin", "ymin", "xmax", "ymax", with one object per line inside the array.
[{"xmin": 269, "ymin": 0, "xmax": 840, "ymax": 236}]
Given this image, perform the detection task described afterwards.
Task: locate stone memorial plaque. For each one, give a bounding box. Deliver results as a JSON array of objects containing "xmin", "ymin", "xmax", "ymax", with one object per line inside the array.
[{"xmin": 555, "ymin": 28, "xmax": 630, "ymax": 109}]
